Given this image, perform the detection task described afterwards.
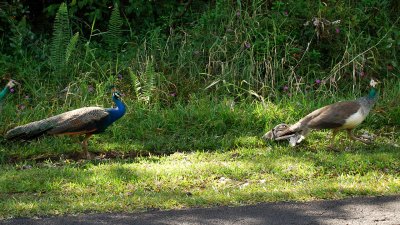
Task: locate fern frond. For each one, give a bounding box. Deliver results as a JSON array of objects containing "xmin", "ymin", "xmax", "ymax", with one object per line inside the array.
[
  {"xmin": 105, "ymin": 3, "xmax": 123, "ymax": 52},
  {"xmin": 143, "ymin": 61, "xmax": 156, "ymax": 102},
  {"xmin": 50, "ymin": 3, "xmax": 71, "ymax": 71},
  {"xmin": 128, "ymin": 67, "xmax": 141, "ymax": 98},
  {"xmin": 65, "ymin": 32, "xmax": 79, "ymax": 64}
]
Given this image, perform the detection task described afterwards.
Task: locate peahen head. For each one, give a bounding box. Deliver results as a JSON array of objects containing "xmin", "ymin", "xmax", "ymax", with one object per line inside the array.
[
  {"xmin": 6, "ymin": 80, "xmax": 20, "ymax": 89},
  {"xmin": 1, "ymin": 79, "xmax": 20, "ymax": 102},
  {"xmin": 6, "ymin": 80, "xmax": 19, "ymax": 89},
  {"xmin": 367, "ymin": 78, "xmax": 379, "ymax": 99}
]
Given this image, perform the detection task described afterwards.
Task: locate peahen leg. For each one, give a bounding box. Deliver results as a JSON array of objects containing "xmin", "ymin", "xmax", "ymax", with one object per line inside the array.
[
  {"xmin": 328, "ymin": 129, "xmax": 339, "ymax": 149},
  {"xmin": 81, "ymin": 134, "xmax": 93, "ymax": 159},
  {"xmin": 297, "ymin": 128, "xmax": 310, "ymax": 144},
  {"xmin": 346, "ymin": 129, "xmax": 370, "ymax": 144}
]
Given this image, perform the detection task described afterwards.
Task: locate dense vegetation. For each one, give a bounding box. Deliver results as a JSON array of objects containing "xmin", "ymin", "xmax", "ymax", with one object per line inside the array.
[
  {"xmin": 1, "ymin": 0, "xmax": 398, "ymax": 99},
  {"xmin": 0, "ymin": 0, "xmax": 399, "ymax": 218}
]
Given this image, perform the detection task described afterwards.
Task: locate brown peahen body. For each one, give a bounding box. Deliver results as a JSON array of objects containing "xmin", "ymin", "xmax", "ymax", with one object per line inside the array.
[
  {"xmin": 263, "ymin": 79, "xmax": 379, "ymax": 148},
  {"xmin": 5, "ymin": 92, "xmax": 126, "ymax": 158}
]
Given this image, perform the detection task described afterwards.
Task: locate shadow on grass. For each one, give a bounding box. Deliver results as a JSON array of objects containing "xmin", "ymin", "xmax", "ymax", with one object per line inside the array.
[{"xmin": 0, "ymin": 137, "xmax": 399, "ymax": 218}]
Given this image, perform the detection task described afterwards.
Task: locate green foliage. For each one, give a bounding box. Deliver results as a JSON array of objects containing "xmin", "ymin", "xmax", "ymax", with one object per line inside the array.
[
  {"xmin": 128, "ymin": 67, "xmax": 141, "ymax": 101},
  {"xmin": 104, "ymin": 3, "xmax": 123, "ymax": 52},
  {"xmin": 0, "ymin": 2, "xmax": 34, "ymax": 58},
  {"xmin": 50, "ymin": 3, "xmax": 71, "ymax": 72},
  {"xmin": 43, "ymin": 0, "xmax": 206, "ymax": 37},
  {"xmin": 66, "ymin": 32, "xmax": 79, "ymax": 64},
  {"xmin": 128, "ymin": 59, "xmax": 158, "ymax": 105}
]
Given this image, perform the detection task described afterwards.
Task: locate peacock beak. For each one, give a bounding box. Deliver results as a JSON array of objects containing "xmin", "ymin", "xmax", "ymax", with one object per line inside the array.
[{"xmin": 112, "ymin": 91, "xmax": 123, "ymax": 99}]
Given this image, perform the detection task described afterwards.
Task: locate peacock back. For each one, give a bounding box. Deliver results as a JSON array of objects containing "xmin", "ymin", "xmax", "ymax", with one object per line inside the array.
[{"xmin": 5, "ymin": 107, "xmax": 109, "ymax": 140}]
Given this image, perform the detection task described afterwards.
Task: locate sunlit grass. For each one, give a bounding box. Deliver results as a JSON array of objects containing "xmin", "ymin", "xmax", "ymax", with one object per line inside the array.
[{"xmin": 1, "ymin": 141, "xmax": 399, "ymax": 219}]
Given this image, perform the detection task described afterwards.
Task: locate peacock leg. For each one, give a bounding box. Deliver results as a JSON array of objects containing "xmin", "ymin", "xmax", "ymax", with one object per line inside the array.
[
  {"xmin": 81, "ymin": 134, "xmax": 93, "ymax": 159},
  {"xmin": 347, "ymin": 129, "xmax": 370, "ymax": 144},
  {"xmin": 328, "ymin": 129, "xmax": 339, "ymax": 150}
]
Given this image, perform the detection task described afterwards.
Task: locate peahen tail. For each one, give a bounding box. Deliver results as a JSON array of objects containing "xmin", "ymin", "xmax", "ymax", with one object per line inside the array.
[{"xmin": 5, "ymin": 115, "xmax": 60, "ymax": 141}]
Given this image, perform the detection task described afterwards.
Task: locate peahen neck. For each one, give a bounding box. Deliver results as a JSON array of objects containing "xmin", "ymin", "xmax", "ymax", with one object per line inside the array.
[
  {"xmin": 361, "ymin": 86, "xmax": 378, "ymax": 109},
  {"xmin": 367, "ymin": 87, "xmax": 377, "ymax": 100},
  {"xmin": 0, "ymin": 86, "xmax": 10, "ymax": 102}
]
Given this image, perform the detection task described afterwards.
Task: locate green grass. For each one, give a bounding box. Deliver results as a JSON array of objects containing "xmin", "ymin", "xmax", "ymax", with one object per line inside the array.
[
  {"xmin": 0, "ymin": 86, "xmax": 399, "ymax": 219},
  {"xmin": 1, "ymin": 81, "xmax": 399, "ymax": 161},
  {"xmin": 1, "ymin": 142, "xmax": 399, "ymax": 219}
]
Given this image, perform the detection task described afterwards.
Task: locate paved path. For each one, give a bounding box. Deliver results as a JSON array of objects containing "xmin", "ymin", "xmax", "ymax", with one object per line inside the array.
[{"xmin": 1, "ymin": 195, "xmax": 400, "ymax": 225}]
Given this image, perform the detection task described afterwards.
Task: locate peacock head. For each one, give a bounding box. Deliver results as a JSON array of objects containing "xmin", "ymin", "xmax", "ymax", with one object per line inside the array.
[{"xmin": 112, "ymin": 91, "xmax": 122, "ymax": 100}]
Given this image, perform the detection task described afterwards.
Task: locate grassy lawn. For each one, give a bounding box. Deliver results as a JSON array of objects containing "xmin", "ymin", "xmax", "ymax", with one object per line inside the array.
[
  {"xmin": 0, "ymin": 0, "xmax": 399, "ymax": 219},
  {"xmin": 1, "ymin": 140, "xmax": 399, "ymax": 219},
  {"xmin": 1, "ymin": 90, "xmax": 399, "ymax": 219}
]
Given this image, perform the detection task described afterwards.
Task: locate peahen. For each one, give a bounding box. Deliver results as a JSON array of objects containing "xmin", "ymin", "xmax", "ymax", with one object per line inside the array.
[
  {"xmin": 0, "ymin": 80, "xmax": 19, "ymax": 102},
  {"xmin": 263, "ymin": 79, "xmax": 379, "ymax": 148},
  {"xmin": 5, "ymin": 91, "xmax": 126, "ymax": 158}
]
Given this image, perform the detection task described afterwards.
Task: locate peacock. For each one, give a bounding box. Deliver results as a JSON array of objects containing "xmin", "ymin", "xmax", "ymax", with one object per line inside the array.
[
  {"xmin": 263, "ymin": 79, "xmax": 379, "ymax": 148},
  {"xmin": 5, "ymin": 91, "xmax": 126, "ymax": 158},
  {"xmin": 0, "ymin": 80, "xmax": 19, "ymax": 102}
]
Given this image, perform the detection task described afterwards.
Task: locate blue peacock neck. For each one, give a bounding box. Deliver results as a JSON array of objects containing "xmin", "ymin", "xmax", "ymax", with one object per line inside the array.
[{"xmin": 106, "ymin": 95, "xmax": 126, "ymax": 122}]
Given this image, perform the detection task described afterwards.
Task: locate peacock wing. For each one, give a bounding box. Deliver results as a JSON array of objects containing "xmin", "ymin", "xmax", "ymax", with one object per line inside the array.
[
  {"xmin": 47, "ymin": 107, "xmax": 109, "ymax": 135},
  {"xmin": 307, "ymin": 101, "xmax": 361, "ymax": 129}
]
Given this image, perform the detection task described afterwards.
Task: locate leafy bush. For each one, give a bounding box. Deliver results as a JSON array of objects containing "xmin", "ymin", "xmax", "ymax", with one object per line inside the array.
[{"xmin": 0, "ymin": 0, "xmax": 398, "ymax": 101}]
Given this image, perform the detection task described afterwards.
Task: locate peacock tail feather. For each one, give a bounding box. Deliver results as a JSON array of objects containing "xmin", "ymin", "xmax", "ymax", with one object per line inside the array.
[{"xmin": 5, "ymin": 107, "xmax": 109, "ymax": 140}]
